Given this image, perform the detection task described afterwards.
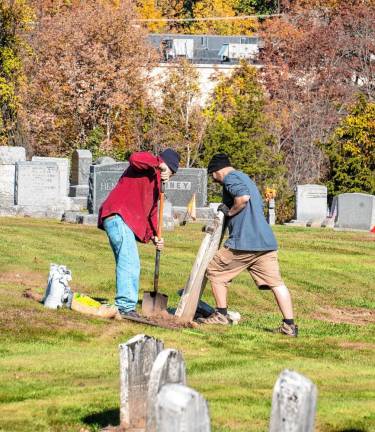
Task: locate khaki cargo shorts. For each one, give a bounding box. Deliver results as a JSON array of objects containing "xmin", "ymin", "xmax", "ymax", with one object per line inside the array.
[{"xmin": 206, "ymin": 247, "xmax": 283, "ymax": 290}]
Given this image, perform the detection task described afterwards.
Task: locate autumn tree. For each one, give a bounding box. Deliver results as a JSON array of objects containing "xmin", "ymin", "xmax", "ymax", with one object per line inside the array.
[
  {"xmin": 323, "ymin": 95, "xmax": 375, "ymax": 196},
  {"xmin": 0, "ymin": 0, "xmax": 33, "ymax": 146},
  {"xmin": 190, "ymin": 0, "xmax": 258, "ymax": 35},
  {"xmin": 260, "ymin": 1, "xmax": 375, "ymax": 187},
  {"xmin": 148, "ymin": 60, "xmax": 207, "ymax": 166},
  {"xmin": 135, "ymin": 0, "xmax": 166, "ymax": 33},
  {"xmin": 22, "ymin": 0, "xmax": 156, "ymax": 157}
]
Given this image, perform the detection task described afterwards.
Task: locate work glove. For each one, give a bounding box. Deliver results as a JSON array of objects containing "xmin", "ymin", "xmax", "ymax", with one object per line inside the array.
[{"xmin": 217, "ymin": 203, "xmax": 230, "ymax": 216}]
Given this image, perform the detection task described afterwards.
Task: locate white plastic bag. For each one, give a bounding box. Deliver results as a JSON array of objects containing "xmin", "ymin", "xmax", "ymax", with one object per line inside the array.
[{"xmin": 43, "ymin": 264, "xmax": 72, "ymax": 309}]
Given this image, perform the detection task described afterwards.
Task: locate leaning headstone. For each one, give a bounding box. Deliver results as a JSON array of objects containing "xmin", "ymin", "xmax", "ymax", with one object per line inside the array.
[
  {"xmin": 119, "ymin": 334, "xmax": 164, "ymax": 430},
  {"xmin": 88, "ymin": 162, "xmax": 128, "ymax": 214},
  {"xmin": 295, "ymin": 184, "xmax": 327, "ymax": 222},
  {"xmin": 155, "ymin": 384, "xmax": 211, "ymax": 432},
  {"xmin": 336, "ymin": 193, "xmax": 375, "ymax": 231},
  {"xmin": 32, "ymin": 156, "xmax": 70, "ymax": 197},
  {"xmin": 0, "ymin": 146, "xmax": 26, "ymax": 208},
  {"xmin": 146, "ymin": 349, "xmax": 186, "ymax": 432},
  {"xmin": 269, "ymin": 369, "xmax": 317, "ymax": 432}
]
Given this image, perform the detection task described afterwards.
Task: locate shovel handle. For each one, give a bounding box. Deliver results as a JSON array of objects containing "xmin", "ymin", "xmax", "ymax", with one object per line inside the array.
[{"xmin": 153, "ymin": 182, "xmax": 165, "ymax": 294}]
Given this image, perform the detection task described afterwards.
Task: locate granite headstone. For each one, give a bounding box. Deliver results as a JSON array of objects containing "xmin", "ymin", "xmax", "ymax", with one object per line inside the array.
[
  {"xmin": 336, "ymin": 193, "xmax": 375, "ymax": 231},
  {"xmin": 0, "ymin": 146, "xmax": 26, "ymax": 207},
  {"xmin": 32, "ymin": 156, "xmax": 70, "ymax": 197},
  {"xmin": 88, "ymin": 162, "xmax": 129, "ymax": 214},
  {"xmin": 0, "ymin": 146, "xmax": 26, "ymax": 164},
  {"xmin": 165, "ymin": 168, "xmax": 207, "ymax": 207},
  {"xmin": 296, "ymin": 184, "xmax": 327, "ymax": 221},
  {"xmin": 15, "ymin": 161, "xmax": 61, "ymax": 207}
]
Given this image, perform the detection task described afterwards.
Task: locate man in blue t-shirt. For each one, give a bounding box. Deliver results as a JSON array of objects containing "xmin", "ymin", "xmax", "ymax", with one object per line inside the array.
[{"xmin": 198, "ymin": 153, "xmax": 298, "ymax": 336}]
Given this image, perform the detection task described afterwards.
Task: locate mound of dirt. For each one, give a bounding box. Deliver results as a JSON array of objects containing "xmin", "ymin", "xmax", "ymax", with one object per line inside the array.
[{"xmin": 313, "ymin": 306, "xmax": 375, "ymax": 326}]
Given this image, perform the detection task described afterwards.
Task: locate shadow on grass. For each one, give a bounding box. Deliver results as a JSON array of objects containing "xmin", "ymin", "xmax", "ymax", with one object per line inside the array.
[
  {"xmin": 82, "ymin": 408, "xmax": 119, "ymax": 428},
  {"xmin": 338, "ymin": 430, "xmax": 367, "ymax": 432}
]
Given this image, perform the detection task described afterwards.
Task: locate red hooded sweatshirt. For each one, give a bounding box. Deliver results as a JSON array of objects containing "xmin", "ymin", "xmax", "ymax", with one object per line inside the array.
[{"xmin": 98, "ymin": 152, "xmax": 162, "ymax": 243}]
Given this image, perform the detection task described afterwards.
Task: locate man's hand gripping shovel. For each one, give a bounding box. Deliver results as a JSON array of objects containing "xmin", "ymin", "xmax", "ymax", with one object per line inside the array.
[{"xmin": 142, "ymin": 182, "xmax": 168, "ymax": 316}]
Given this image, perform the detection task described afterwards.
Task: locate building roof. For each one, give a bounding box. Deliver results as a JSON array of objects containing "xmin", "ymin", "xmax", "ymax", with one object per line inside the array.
[{"xmin": 148, "ymin": 33, "xmax": 260, "ymax": 64}]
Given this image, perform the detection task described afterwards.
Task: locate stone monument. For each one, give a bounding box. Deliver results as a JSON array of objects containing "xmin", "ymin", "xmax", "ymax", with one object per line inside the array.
[{"xmin": 335, "ymin": 193, "xmax": 375, "ymax": 231}]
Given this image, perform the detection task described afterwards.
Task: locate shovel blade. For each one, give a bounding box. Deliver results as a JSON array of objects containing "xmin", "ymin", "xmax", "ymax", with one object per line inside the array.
[{"xmin": 142, "ymin": 291, "xmax": 168, "ymax": 316}]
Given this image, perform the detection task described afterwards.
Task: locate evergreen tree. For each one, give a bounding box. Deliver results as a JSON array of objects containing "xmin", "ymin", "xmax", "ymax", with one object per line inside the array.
[
  {"xmin": 201, "ymin": 62, "xmax": 285, "ymax": 196},
  {"xmin": 323, "ymin": 95, "xmax": 375, "ymax": 196}
]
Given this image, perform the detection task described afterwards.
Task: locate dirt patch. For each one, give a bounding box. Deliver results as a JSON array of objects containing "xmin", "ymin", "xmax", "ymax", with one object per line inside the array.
[
  {"xmin": 1, "ymin": 270, "xmax": 45, "ymax": 289},
  {"xmin": 313, "ymin": 306, "xmax": 375, "ymax": 326},
  {"xmin": 117, "ymin": 310, "xmax": 198, "ymax": 330},
  {"xmin": 338, "ymin": 341, "xmax": 375, "ymax": 350}
]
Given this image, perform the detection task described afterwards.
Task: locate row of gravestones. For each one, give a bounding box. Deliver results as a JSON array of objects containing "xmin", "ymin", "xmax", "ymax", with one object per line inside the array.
[
  {"xmin": 0, "ymin": 146, "xmax": 214, "ymax": 225},
  {"xmin": 288, "ymin": 184, "xmax": 375, "ymax": 231},
  {"xmin": 118, "ymin": 334, "xmax": 317, "ymax": 432},
  {"xmin": 1, "ymin": 146, "xmax": 373, "ymax": 231}
]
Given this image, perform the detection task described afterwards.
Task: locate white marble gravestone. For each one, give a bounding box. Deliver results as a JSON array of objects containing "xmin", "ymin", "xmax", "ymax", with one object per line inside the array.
[
  {"xmin": 119, "ymin": 334, "xmax": 164, "ymax": 429},
  {"xmin": 269, "ymin": 369, "xmax": 317, "ymax": 432},
  {"xmin": 155, "ymin": 384, "xmax": 211, "ymax": 432},
  {"xmin": 146, "ymin": 349, "xmax": 186, "ymax": 432}
]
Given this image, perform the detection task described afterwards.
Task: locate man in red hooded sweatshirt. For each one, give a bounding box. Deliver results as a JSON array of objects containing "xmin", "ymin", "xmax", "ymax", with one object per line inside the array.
[{"xmin": 98, "ymin": 149, "xmax": 180, "ymax": 319}]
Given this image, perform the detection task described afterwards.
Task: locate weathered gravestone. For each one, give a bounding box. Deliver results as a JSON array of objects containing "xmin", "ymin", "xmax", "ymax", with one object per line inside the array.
[
  {"xmin": 295, "ymin": 184, "xmax": 327, "ymax": 222},
  {"xmin": 269, "ymin": 369, "xmax": 317, "ymax": 432},
  {"xmin": 0, "ymin": 146, "xmax": 26, "ymax": 164},
  {"xmin": 15, "ymin": 161, "xmax": 61, "ymax": 207},
  {"xmin": 88, "ymin": 162, "xmax": 129, "ymax": 214},
  {"xmin": 70, "ymin": 149, "xmax": 92, "ymax": 193},
  {"xmin": 32, "ymin": 156, "xmax": 70, "ymax": 197},
  {"xmin": 88, "ymin": 165, "xmax": 208, "ymax": 215},
  {"xmin": 119, "ymin": 334, "xmax": 164, "ymax": 430},
  {"xmin": 146, "ymin": 349, "xmax": 186, "ymax": 432},
  {"xmin": 155, "ymin": 384, "xmax": 211, "ymax": 432},
  {"xmin": 164, "ymin": 168, "xmax": 207, "ymax": 208},
  {"xmin": 0, "ymin": 146, "xmax": 26, "ymax": 208},
  {"xmin": 336, "ymin": 193, "xmax": 375, "ymax": 231}
]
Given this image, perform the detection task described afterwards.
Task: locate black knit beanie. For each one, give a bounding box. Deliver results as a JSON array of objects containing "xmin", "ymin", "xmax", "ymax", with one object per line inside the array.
[
  {"xmin": 159, "ymin": 148, "xmax": 180, "ymax": 173},
  {"xmin": 207, "ymin": 153, "xmax": 232, "ymax": 174}
]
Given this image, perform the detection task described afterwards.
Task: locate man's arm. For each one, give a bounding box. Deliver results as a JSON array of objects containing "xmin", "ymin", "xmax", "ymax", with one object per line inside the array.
[
  {"xmin": 129, "ymin": 152, "xmax": 161, "ymax": 171},
  {"xmin": 227, "ymin": 195, "xmax": 250, "ymax": 217}
]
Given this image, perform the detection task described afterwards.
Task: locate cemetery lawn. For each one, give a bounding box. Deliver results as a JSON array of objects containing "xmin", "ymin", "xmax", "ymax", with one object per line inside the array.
[{"xmin": 0, "ymin": 217, "xmax": 374, "ymax": 432}]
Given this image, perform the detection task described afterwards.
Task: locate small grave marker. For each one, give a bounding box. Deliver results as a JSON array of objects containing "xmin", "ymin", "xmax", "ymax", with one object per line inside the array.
[
  {"xmin": 269, "ymin": 369, "xmax": 317, "ymax": 432},
  {"xmin": 146, "ymin": 349, "xmax": 186, "ymax": 432},
  {"xmin": 155, "ymin": 384, "xmax": 211, "ymax": 432}
]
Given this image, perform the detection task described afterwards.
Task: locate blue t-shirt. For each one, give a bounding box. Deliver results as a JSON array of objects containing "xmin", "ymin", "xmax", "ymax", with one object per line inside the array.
[{"xmin": 222, "ymin": 171, "xmax": 278, "ymax": 251}]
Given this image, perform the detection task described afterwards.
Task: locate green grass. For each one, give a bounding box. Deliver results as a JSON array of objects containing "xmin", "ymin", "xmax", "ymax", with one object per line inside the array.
[{"xmin": 0, "ymin": 217, "xmax": 374, "ymax": 432}]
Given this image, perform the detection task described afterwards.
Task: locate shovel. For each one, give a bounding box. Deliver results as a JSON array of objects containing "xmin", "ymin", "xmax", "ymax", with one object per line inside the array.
[{"xmin": 142, "ymin": 182, "xmax": 168, "ymax": 316}]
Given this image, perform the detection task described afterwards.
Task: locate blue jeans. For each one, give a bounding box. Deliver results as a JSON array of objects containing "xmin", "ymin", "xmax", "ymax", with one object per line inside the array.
[{"xmin": 103, "ymin": 215, "xmax": 140, "ymax": 312}]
